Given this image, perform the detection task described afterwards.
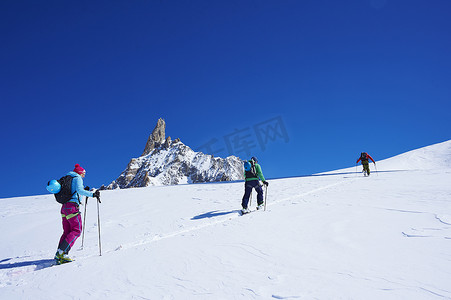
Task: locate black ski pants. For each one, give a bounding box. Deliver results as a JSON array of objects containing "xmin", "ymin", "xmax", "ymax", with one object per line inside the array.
[{"xmin": 242, "ymin": 180, "xmax": 264, "ymax": 209}]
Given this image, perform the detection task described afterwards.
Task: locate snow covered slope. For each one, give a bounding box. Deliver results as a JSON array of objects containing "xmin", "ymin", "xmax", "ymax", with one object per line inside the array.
[
  {"xmin": 1, "ymin": 140, "xmax": 450, "ymax": 299},
  {"xmin": 377, "ymin": 140, "xmax": 451, "ymax": 170},
  {"xmin": 327, "ymin": 139, "xmax": 451, "ymax": 174}
]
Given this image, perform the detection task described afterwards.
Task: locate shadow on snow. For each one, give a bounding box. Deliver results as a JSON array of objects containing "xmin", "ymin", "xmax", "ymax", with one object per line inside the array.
[
  {"xmin": 270, "ymin": 169, "xmax": 409, "ymax": 180},
  {"xmin": 191, "ymin": 210, "xmax": 240, "ymax": 220},
  {"xmin": 0, "ymin": 257, "xmax": 55, "ymax": 271}
]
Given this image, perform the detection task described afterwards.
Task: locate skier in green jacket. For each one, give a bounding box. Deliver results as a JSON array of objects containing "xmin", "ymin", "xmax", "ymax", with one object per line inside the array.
[{"xmin": 241, "ymin": 157, "xmax": 268, "ymax": 214}]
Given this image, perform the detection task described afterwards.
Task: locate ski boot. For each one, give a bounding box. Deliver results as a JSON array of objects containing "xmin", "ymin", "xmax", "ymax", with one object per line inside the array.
[
  {"xmin": 54, "ymin": 249, "xmax": 73, "ymax": 265},
  {"xmin": 241, "ymin": 208, "xmax": 251, "ymax": 215}
]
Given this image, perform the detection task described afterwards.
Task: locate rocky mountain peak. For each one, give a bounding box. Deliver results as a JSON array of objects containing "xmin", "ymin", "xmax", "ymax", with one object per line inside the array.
[
  {"xmin": 142, "ymin": 118, "xmax": 166, "ymax": 156},
  {"xmin": 107, "ymin": 119, "xmax": 244, "ymax": 189}
]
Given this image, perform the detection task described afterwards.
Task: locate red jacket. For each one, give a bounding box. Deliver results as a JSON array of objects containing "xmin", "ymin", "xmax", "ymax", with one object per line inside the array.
[{"xmin": 357, "ymin": 153, "xmax": 375, "ymax": 164}]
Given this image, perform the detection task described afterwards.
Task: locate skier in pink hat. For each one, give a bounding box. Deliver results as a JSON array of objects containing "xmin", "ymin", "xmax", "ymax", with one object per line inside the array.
[{"xmin": 54, "ymin": 164, "xmax": 100, "ymax": 264}]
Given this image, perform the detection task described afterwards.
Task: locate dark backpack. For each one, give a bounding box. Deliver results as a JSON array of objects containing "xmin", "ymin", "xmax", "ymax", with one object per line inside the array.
[
  {"xmin": 244, "ymin": 160, "xmax": 257, "ymax": 178},
  {"xmin": 360, "ymin": 152, "xmax": 368, "ymax": 162},
  {"xmin": 54, "ymin": 175, "xmax": 76, "ymax": 204}
]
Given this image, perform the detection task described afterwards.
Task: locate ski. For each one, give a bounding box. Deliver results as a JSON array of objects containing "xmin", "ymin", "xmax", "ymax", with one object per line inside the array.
[
  {"xmin": 240, "ymin": 206, "xmax": 265, "ymax": 215},
  {"xmin": 55, "ymin": 259, "xmax": 73, "ymax": 266},
  {"xmin": 240, "ymin": 209, "xmax": 253, "ymax": 216}
]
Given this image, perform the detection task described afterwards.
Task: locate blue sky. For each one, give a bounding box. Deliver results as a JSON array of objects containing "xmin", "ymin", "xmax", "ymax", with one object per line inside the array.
[{"xmin": 1, "ymin": 0, "xmax": 450, "ymax": 198}]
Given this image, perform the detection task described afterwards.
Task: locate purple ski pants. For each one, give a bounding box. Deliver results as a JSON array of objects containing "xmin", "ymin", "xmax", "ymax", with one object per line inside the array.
[{"xmin": 58, "ymin": 202, "xmax": 82, "ymax": 253}]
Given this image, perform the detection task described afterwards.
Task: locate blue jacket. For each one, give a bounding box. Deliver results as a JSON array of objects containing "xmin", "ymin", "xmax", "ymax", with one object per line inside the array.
[{"xmin": 66, "ymin": 171, "xmax": 94, "ymax": 204}]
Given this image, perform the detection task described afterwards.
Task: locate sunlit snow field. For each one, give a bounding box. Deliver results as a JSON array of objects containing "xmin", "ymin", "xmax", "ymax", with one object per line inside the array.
[{"xmin": 1, "ymin": 141, "xmax": 450, "ymax": 299}]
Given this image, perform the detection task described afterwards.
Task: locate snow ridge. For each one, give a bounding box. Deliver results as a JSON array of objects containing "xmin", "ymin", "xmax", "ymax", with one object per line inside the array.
[
  {"xmin": 378, "ymin": 140, "xmax": 451, "ymax": 170},
  {"xmin": 106, "ymin": 118, "xmax": 244, "ymax": 189}
]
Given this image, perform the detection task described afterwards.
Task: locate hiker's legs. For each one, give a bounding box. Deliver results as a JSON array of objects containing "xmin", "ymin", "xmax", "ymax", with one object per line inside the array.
[
  {"xmin": 241, "ymin": 184, "xmax": 254, "ymax": 209},
  {"xmin": 363, "ymin": 161, "xmax": 370, "ymax": 176},
  {"xmin": 58, "ymin": 203, "xmax": 82, "ymax": 253},
  {"xmin": 255, "ymin": 183, "xmax": 264, "ymax": 205}
]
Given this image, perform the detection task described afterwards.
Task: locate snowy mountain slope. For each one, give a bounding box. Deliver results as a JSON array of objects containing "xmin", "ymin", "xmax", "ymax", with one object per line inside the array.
[
  {"xmin": 326, "ymin": 139, "xmax": 451, "ymax": 174},
  {"xmin": 377, "ymin": 139, "xmax": 451, "ymax": 170},
  {"xmin": 1, "ymin": 141, "xmax": 451, "ymax": 299}
]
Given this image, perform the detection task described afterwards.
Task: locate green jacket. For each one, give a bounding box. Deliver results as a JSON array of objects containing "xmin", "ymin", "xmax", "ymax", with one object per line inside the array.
[{"xmin": 245, "ymin": 162, "xmax": 266, "ymax": 182}]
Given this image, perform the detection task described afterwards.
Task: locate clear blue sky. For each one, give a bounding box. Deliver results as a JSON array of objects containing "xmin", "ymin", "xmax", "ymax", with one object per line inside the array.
[{"xmin": 1, "ymin": 0, "xmax": 450, "ymax": 198}]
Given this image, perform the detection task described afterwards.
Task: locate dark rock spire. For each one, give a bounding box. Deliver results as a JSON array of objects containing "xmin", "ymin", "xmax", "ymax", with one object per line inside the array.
[{"xmin": 141, "ymin": 118, "xmax": 166, "ymax": 156}]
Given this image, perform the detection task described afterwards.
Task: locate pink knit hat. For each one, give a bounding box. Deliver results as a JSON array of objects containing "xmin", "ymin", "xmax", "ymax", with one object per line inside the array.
[{"xmin": 73, "ymin": 164, "xmax": 86, "ymax": 175}]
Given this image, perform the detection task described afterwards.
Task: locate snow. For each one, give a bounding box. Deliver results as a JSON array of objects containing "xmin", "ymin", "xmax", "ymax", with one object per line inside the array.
[{"xmin": 1, "ymin": 141, "xmax": 451, "ymax": 299}]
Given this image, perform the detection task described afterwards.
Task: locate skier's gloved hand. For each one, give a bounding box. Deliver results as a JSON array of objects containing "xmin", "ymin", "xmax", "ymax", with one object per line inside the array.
[
  {"xmin": 263, "ymin": 181, "xmax": 269, "ymax": 186},
  {"xmin": 84, "ymin": 186, "xmax": 90, "ymax": 191},
  {"xmin": 93, "ymin": 190, "xmax": 100, "ymax": 199}
]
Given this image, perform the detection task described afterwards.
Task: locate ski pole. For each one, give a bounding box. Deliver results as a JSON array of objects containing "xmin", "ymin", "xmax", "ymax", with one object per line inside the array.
[
  {"xmin": 96, "ymin": 196, "xmax": 102, "ymax": 256},
  {"xmin": 264, "ymin": 185, "xmax": 268, "ymax": 211},
  {"xmin": 81, "ymin": 196, "xmax": 88, "ymax": 249},
  {"xmin": 374, "ymin": 162, "xmax": 378, "ymax": 176}
]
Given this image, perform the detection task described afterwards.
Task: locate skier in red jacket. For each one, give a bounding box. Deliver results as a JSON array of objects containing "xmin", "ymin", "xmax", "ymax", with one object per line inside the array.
[{"xmin": 356, "ymin": 152, "xmax": 376, "ymax": 176}]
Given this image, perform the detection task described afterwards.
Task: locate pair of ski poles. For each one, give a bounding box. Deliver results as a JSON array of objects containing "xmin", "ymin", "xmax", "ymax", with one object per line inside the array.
[
  {"xmin": 355, "ymin": 163, "xmax": 365, "ymax": 176},
  {"xmin": 355, "ymin": 162, "xmax": 378, "ymax": 176},
  {"xmin": 81, "ymin": 195, "xmax": 102, "ymax": 256},
  {"xmin": 249, "ymin": 183, "xmax": 268, "ymax": 211}
]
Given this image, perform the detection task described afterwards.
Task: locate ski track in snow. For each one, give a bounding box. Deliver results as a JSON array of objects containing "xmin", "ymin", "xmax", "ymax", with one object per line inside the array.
[
  {"xmin": 81, "ymin": 179, "xmax": 353, "ymax": 259},
  {"xmin": 2, "ymin": 177, "xmax": 359, "ymax": 297},
  {"xmin": 435, "ymin": 214, "xmax": 451, "ymax": 225},
  {"xmin": 271, "ymin": 294, "xmax": 301, "ymax": 299},
  {"xmin": 0, "ymin": 176, "xmax": 353, "ymax": 291}
]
